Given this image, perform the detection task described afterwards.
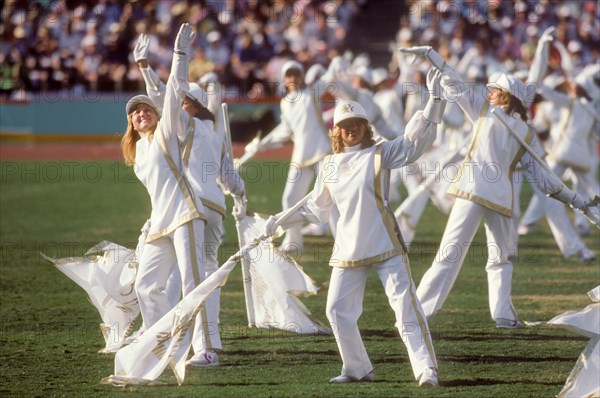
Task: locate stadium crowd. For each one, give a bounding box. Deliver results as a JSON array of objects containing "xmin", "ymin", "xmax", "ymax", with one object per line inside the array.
[{"xmin": 0, "ymin": 0, "xmax": 598, "ymax": 100}]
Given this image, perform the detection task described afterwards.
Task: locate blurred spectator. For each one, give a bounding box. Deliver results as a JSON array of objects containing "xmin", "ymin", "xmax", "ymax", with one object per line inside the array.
[
  {"xmin": 205, "ymin": 30, "xmax": 230, "ymax": 75},
  {"xmin": 0, "ymin": 0, "xmax": 597, "ymax": 102},
  {"xmin": 189, "ymin": 47, "xmax": 215, "ymax": 82}
]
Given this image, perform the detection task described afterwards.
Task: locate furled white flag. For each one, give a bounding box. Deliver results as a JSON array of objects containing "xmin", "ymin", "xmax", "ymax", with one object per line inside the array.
[
  {"xmin": 101, "ymin": 242, "xmax": 258, "ymax": 386},
  {"xmin": 42, "ymin": 241, "xmax": 139, "ymax": 353},
  {"xmin": 236, "ymin": 213, "xmax": 330, "ymax": 334}
]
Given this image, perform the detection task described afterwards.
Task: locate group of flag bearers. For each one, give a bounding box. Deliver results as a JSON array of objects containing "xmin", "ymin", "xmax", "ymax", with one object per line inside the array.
[{"xmin": 46, "ymin": 22, "xmax": 599, "ymax": 392}]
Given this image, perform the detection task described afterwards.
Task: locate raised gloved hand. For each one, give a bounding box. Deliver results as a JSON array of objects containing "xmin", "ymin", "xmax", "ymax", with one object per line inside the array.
[
  {"xmin": 398, "ymin": 46, "xmax": 446, "ymax": 71},
  {"xmin": 174, "ymin": 23, "xmax": 195, "ymax": 55},
  {"xmin": 232, "ymin": 194, "xmax": 247, "ymax": 221},
  {"xmin": 133, "ymin": 34, "xmax": 150, "ymax": 63},
  {"xmin": 539, "ymin": 26, "xmax": 556, "ymax": 44},
  {"xmin": 426, "ymin": 67, "xmax": 443, "ymax": 100},
  {"xmin": 322, "ymin": 55, "xmax": 349, "ymax": 82},
  {"xmin": 423, "ymin": 67, "xmax": 446, "ymax": 124}
]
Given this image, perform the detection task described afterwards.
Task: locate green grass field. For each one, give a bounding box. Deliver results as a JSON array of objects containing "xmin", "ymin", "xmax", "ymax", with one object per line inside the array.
[{"xmin": 1, "ymin": 160, "xmax": 599, "ymax": 397}]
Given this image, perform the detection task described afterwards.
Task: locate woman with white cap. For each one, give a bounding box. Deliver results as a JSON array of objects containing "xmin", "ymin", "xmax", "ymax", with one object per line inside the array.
[
  {"xmin": 121, "ymin": 24, "xmax": 213, "ymax": 358},
  {"xmin": 262, "ymin": 68, "xmax": 446, "ymax": 386},
  {"xmin": 411, "ymin": 48, "xmax": 591, "ymax": 328},
  {"xmin": 132, "ymin": 30, "xmax": 246, "ymax": 366}
]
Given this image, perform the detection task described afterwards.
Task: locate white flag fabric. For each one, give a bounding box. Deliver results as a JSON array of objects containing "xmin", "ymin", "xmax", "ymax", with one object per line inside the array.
[
  {"xmin": 527, "ymin": 286, "xmax": 600, "ymax": 397},
  {"xmin": 547, "ymin": 286, "xmax": 600, "ymax": 398},
  {"xmin": 43, "ymin": 241, "xmax": 139, "ymax": 353},
  {"xmin": 237, "ymin": 214, "xmax": 330, "ymax": 334},
  {"xmin": 101, "ymin": 251, "xmax": 244, "ymax": 387}
]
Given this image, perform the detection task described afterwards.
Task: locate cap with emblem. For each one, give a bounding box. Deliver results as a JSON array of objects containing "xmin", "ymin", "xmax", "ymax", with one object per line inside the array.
[{"xmin": 333, "ymin": 100, "xmax": 369, "ymax": 126}]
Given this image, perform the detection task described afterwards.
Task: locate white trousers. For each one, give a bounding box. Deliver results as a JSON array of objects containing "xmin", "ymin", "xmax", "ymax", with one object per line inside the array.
[
  {"xmin": 280, "ymin": 163, "xmax": 317, "ymax": 251},
  {"xmin": 164, "ymin": 209, "xmax": 224, "ymax": 352},
  {"xmin": 136, "ymin": 219, "xmax": 218, "ymax": 354},
  {"xmin": 417, "ymin": 198, "xmax": 519, "ymax": 322},
  {"xmin": 326, "ymin": 256, "xmax": 437, "ymax": 380}
]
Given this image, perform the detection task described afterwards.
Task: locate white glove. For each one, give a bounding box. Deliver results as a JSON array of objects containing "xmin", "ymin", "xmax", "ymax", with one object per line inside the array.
[
  {"xmin": 262, "ymin": 215, "xmax": 279, "ymax": 239},
  {"xmin": 232, "ymin": 194, "xmax": 247, "ymax": 221},
  {"xmin": 133, "ymin": 34, "xmax": 150, "ymax": 63},
  {"xmin": 174, "ymin": 23, "xmax": 195, "ymax": 55},
  {"xmin": 305, "ymin": 64, "xmax": 326, "ymax": 85},
  {"xmin": 426, "ymin": 67, "xmax": 442, "ymax": 99},
  {"xmin": 398, "ymin": 46, "xmax": 446, "ymax": 71},
  {"xmin": 539, "ymin": 26, "xmax": 556, "ymax": 44},
  {"xmin": 423, "ymin": 68, "xmax": 446, "ymax": 124}
]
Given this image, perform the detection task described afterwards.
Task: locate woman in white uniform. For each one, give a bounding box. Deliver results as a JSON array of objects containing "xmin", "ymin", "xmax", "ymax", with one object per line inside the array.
[
  {"xmin": 414, "ymin": 49, "xmax": 590, "ymax": 328},
  {"xmin": 262, "ymin": 68, "xmax": 445, "ymax": 386},
  {"xmin": 132, "ymin": 33, "xmax": 246, "ymax": 366},
  {"xmin": 121, "ymin": 23, "xmax": 211, "ymax": 361}
]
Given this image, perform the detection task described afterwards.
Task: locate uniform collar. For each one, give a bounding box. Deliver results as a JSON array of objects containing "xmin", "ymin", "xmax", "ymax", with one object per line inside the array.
[{"xmin": 343, "ymin": 143, "xmax": 363, "ymax": 153}]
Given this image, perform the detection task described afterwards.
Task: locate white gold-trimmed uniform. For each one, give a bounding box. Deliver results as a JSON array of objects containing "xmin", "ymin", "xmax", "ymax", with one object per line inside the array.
[
  {"xmin": 299, "ymin": 111, "xmax": 438, "ymax": 381},
  {"xmin": 134, "ymin": 54, "xmax": 208, "ymax": 344},
  {"xmin": 417, "ymin": 77, "xmax": 578, "ymax": 322}
]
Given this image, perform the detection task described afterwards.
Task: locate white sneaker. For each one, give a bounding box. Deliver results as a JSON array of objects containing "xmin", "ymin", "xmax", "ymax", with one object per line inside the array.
[
  {"xmin": 418, "ymin": 367, "xmax": 438, "ymax": 387},
  {"xmin": 301, "ymin": 223, "xmax": 330, "ymax": 236},
  {"xmin": 329, "ymin": 371, "xmax": 374, "ymax": 384},
  {"xmin": 577, "ymin": 247, "xmax": 596, "ymax": 262},
  {"xmin": 496, "ymin": 318, "xmax": 525, "ymax": 329},
  {"xmin": 186, "ymin": 350, "xmax": 219, "ymax": 367}
]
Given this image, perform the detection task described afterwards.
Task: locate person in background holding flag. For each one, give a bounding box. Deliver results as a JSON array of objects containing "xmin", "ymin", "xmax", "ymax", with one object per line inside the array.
[
  {"xmin": 262, "ymin": 66, "xmax": 445, "ymax": 386},
  {"xmin": 411, "ymin": 47, "xmax": 591, "ymax": 330}
]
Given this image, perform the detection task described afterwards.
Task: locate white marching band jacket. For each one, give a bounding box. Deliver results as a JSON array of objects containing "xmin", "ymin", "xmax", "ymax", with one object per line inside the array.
[
  {"xmin": 305, "ymin": 111, "xmax": 437, "ymax": 267},
  {"xmin": 279, "ymin": 87, "xmax": 331, "ymax": 168},
  {"xmin": 139, "ymin": 64, "xmax": 244, "ymax": 219},
  {"xmin": 445, "ymin": 78, "xmax": 569, "ymax": 217},
  {"xmin": 134, "ymin": 54, "xmax": 206, "ymax": 242}
]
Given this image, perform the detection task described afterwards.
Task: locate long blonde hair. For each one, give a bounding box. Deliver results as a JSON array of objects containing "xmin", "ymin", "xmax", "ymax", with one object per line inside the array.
[
  {"xmin": 329, "ymin": 119, "xmax": 376, "ymax": 154},
  {"xmin": 488, "ymin": 89, "xmax": 528, "ymax": 122},
  {"xmin": 120, "ymin": 108, "xmax": 158, "ymax": 166}
]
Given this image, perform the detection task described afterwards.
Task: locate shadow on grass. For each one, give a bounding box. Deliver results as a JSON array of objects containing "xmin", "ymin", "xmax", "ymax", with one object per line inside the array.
[
  {"xmin": 434, "ymin": 331, "xmax": 587, "ymax": 342},
  {"xmin": 439, "ymin": 354, "xmax": 576, "ymax": 364},
  {"xmin": 440, "ymin": 378, "xmax": 564, "ymax": 387}
]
